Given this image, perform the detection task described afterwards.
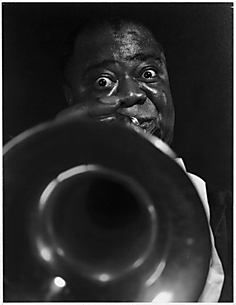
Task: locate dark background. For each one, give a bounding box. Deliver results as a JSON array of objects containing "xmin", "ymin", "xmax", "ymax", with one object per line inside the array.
[{"xmin": 3, "ymin": 3, "xmax": 233, "ymax": 191}]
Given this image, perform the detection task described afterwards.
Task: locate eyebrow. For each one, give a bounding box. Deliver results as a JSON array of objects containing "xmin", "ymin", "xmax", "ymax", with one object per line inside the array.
[
  {"xmin": 83, "ymin": 53, "xmax": 162, "ymax": 76},
  {"xmin": 124, "ymin": 53, "xmax": 162, "ymax": 62},
  {"xmin": 83, "ymin": 60, "xmax": 119, "ymax": 76}
]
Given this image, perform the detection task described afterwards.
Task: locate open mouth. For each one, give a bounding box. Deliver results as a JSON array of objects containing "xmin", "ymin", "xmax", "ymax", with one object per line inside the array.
[
  {"xmin": 99, "ymin": 114, "xmax": 161, "ymax": 137},
  {"xmin": 129, "ymin": 117, "xmax": 162, "ymax": 138},
  {"xmin": 131, "ymin": 117, "xmax": 157, "ymax": 133}
]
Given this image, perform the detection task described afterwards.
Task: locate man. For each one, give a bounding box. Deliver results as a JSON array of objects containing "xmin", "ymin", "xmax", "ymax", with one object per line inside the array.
[{"xmin": 57, "ymin": 19, "xmax": 228, "ymax": 301}]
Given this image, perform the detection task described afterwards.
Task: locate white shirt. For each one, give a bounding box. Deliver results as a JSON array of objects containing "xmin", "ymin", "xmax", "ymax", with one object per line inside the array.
[
  {"xmin": 175, "ymin": 158, "xmax": 224, "ymax": 302},
  {"xmin": 139, "ymin": 134, "xmax": 224, "ymax": 302}
]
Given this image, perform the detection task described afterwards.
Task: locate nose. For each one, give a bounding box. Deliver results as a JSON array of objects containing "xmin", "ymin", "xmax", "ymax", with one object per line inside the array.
[{"xmin": 118, "ymin": 77, "xmax": 146, "ymax": 107}]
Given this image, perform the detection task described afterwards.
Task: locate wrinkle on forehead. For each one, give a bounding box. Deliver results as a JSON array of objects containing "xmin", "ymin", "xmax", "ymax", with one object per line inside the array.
[
  {"xmin": 73, "ymin": 23, "xmax": 162, "ymax": 60},
  {"xmin": 111, "ymin": 24, "xmax": 161, "ymax": 60},
  {"xmin": 67, "ymin": 23, "xmax": 164, "ymax": 84}
]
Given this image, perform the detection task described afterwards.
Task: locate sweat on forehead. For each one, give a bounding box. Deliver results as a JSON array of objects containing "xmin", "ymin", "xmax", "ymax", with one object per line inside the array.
[
  {"xmin": 63, "ymin": 19, "xmax": 164, "ymax": 84},
  {"xmin": 75, "ymin": 21, "xmax": 163, "ymax": 52}
]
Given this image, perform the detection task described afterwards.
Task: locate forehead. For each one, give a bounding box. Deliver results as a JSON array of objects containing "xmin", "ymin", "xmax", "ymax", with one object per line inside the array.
[{"xmin": 71, "ymin": 23, "xmax": 163, "ymax": 68}]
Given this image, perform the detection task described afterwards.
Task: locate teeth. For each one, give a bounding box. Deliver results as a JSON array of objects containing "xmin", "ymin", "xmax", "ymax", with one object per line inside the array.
[{"xmin": 130, "ymin": 117, "xmax": 140, "ymax": 125}]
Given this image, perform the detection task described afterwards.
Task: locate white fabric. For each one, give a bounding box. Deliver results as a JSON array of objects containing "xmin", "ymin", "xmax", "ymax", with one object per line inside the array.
[
  {"xmin": 175, "ymin": 158, "xmax": 224, "ymax": 302},
  {"xmin": 147, "ymin": 136, "xmax": 224, "ymax": 302}
]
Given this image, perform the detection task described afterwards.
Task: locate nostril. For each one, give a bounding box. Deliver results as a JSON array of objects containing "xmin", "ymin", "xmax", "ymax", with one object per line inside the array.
[
  {"xmin": 119, "ymin": 94, "xmax": 146, "ymax": 108},
  {"xmin": 137, "ymin": 95, "xmax": 146, "ymax": 105}
]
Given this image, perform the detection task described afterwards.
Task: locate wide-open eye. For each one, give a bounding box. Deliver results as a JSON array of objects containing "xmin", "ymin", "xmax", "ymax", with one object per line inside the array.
[
  {"xmin": 95, "ymin": 76, "xmax": 113, "ymax": 89},
  {"xmin": 141, "ymin": 69, "xmax": 158, "ymax": 80}
]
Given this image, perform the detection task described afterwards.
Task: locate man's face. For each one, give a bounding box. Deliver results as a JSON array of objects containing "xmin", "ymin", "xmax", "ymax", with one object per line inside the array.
[{"xmin": 65, "ymin": 23, "xmax": 175, "ymax": 144}]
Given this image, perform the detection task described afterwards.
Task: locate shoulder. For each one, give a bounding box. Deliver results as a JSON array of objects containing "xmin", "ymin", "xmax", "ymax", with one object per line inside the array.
[{"xmin": 175, "ymin": 158, "xmax": 233, "ymax": 301}]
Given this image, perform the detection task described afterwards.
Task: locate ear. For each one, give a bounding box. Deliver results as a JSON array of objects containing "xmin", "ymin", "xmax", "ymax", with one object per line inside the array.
[{"xmin": 63, "ymin": 84, "xmax": 74, "ymax": 106}]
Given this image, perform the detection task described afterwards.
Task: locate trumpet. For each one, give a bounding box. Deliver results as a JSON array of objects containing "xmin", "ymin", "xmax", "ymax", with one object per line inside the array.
[{"xmin": 3, "ymin": 116, "xmax": 211, "ymax": 302}]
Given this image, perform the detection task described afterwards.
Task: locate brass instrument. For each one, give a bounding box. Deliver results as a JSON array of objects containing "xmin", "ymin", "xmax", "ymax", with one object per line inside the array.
[{"xmin": 3, "ymin": 117, "xmax": 211, "ymax": 302}]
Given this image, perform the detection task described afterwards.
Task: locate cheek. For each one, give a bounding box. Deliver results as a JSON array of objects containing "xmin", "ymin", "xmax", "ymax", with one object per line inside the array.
[
  {"xmin": 141, "ymin": 83, "xmax": 162, "ymax": 97},
  {"xmin": 141, "ymin": 83, "xmax": 171, "ymax": 109},
  {"xmin": 71, "ymin": 84, "xmax": 105, "ymax": 104},
  {"xmin": 77, "ymin": 82, "xmax": 119, "ymax": 100}
]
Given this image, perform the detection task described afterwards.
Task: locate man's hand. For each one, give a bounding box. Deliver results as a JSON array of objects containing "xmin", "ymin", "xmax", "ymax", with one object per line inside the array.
[
  {"xmin": 56, "ymin": 96, "xmax": 147, "ymax": 135},
  {"xmin": 56, "ymin": 97, "xmax": 120, "ymax": 122}
]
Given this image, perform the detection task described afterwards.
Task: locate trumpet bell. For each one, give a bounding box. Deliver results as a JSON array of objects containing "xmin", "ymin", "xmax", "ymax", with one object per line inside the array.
[{"xmin": 3, "ymin": 118, "xmax": 211, "ymax": 302}]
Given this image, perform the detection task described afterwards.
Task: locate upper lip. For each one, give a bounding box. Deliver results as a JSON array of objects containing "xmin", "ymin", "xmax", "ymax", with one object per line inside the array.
[
  {"xmin": 98, "ymin": 114, "xmax": 161, "ymax": 137},
  {"xmin": 130, "ymin": 116, "xmax": 157, "ymax": 125},
  {"xmin": 98, "ymin": 114, "xmax": 159, "ymax": 131}
]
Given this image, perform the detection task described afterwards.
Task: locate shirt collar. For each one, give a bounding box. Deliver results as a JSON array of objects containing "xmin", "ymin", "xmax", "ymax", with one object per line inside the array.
[{"xmin": 175, "ymin": 157, "xmax": 187, "ymax": 171}]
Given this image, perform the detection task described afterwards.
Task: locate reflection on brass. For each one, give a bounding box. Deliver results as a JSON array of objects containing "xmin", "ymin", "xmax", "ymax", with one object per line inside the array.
[{"xmin": 3, "ymin": 117, "xmax": 211, "ymax": 302}]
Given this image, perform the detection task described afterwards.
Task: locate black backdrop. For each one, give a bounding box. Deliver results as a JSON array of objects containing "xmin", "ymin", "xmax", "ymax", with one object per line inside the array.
[{"xmin": 3, "ymin": 3, "xmax": 233, "ymax": 191}]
